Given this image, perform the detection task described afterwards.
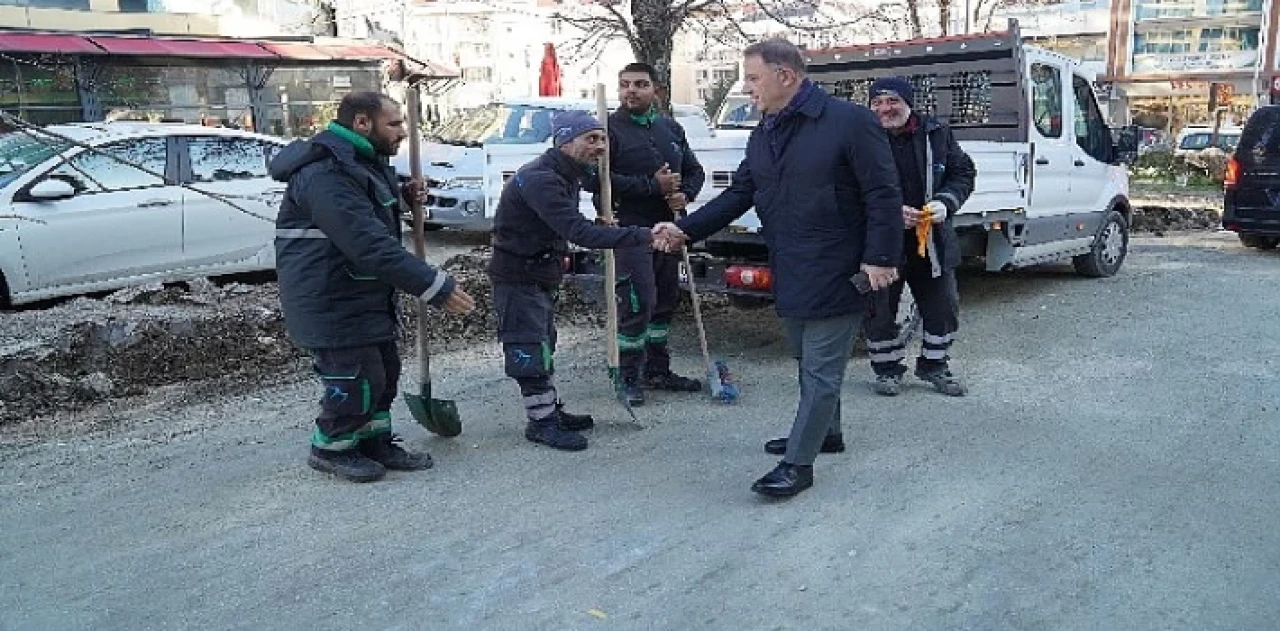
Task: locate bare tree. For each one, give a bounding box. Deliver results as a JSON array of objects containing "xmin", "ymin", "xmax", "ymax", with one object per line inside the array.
[{"xmin": 553, "ymin": 0, "xmax": 896, "ymax": 105}]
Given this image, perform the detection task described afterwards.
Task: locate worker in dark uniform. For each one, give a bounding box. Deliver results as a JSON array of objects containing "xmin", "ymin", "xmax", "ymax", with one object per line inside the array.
[
  {"xmin": 864, "ymin": 77, "xmax": 976, "ymax": 397},
  {"xmin": 587, "ymin": 62, "xmax": 706, "ymax": 406},
  {"xmin": 271, "ymin": 91, "xmax": 476, "ymax": 483},
  {"xmin": 489, "ymin": 110, "xmax": 665, "ymax": 451}
]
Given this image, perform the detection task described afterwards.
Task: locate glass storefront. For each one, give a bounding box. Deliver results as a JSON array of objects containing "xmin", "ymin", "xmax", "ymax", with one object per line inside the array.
[{"xmin": 0, "ymin": 54, "xmax": 384, "ymax": 137}]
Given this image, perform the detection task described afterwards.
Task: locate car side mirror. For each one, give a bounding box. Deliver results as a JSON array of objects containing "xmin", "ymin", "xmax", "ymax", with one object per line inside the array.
[
  {"xmin": 28, "ymin": 178, "xmax": 77, "ymax": 201},
  {"xmin": 1110, "ymin": 124, "xmax": 1140, "ymax": 165}
]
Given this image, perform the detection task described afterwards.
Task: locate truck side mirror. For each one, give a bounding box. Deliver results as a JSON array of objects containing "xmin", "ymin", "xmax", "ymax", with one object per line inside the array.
[{"xmin": 1110, "ymin": 125, "xmax": 1140, "ymax": 165}]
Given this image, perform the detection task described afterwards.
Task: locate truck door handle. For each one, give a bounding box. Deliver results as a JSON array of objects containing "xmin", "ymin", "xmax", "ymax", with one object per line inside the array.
[
  {"xmin": 1073, "ymin": 159, "xmax": 1086, "ymax": 167},
  {"xmin": 137, "ymin": 199, "xmax": 175, "ymax": 208},
  {"xmin": 1035, "ymin": 157, "xmax": 1050, "ymax": 165}
]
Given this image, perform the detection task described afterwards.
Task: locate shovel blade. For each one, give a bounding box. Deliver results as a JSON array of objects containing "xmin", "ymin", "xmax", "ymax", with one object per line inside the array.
[
  {"xmin": 404, "ymin": 385, "xmax": 462, "ymax": 437},
  {"xmin": 607, "ymin": 366, "xmax": 638, "ymax": 421}
]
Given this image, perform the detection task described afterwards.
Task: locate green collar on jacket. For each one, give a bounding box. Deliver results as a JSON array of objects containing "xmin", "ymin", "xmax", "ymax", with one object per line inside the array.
[{"xmin": 327, "ymin": 121, "xmax": 376, "ymax": 160}]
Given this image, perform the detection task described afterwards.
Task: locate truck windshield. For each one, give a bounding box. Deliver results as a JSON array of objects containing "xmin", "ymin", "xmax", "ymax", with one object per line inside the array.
[
  {"xmin": 430, "ymin": 104, "xmax": 560, "ymax": 146},
  {"xmin": 715, "ymin": 95, "xmax": 760, "ymax": 129},
  {"xmin": 0, "ymin": 131, "xmax": 69, "ymax": 189}
]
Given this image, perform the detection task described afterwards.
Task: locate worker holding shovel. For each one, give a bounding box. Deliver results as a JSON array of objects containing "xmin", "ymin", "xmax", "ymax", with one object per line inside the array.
[
  {"xmin": 271, "ymin": 91, "xmax": 476, "ymax": 483},
  {"xmin": 489, "ymin": 110, "xmax": 673, "ymax": 451}
]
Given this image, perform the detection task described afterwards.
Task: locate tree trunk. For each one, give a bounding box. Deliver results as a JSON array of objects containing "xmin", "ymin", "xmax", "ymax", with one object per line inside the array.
[
  {"xmin": 630, "ymin": 0, "xmax": 677, "ymax": 111},
  {"xmin": 904, "ymin": 0, "xmax": 925, "ymax": 38}
]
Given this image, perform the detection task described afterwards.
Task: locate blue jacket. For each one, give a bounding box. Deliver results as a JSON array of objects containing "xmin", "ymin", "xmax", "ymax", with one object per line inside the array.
[
  {"xmin": 489, "ymin": 148, "xmax": 652, "ymax": 287},
  {"xmin": 270, "ymin": 126, "xmax": 455, "ymax": 349},
  {"xmin": 678, "ymin": 83, "xmax": 904, "ymax": 319},
  {"xmin": 585, "ymin": 108, "xmax": 706, "ymax": 227}
]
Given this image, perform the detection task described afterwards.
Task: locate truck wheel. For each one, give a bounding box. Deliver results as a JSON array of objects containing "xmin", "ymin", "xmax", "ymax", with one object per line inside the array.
[
  {"xmin": 1239, "ymin": 233, "xmax": 1279, "ymax": 249},
  {"xmin": 1073, "ymin": 210, "xmax": 1128, "ymax": 278}
]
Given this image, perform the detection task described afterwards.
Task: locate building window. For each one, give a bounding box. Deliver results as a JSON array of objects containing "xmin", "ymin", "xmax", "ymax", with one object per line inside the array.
[{"xmin": 1134, "ymin": 0, "xmax": 1262, "ymax": 19}]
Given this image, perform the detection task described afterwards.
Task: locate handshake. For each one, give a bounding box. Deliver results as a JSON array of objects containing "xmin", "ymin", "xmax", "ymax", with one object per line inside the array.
[{"xmin": 649, "ymin": 222, "xmax": 688, "ymax": 253}]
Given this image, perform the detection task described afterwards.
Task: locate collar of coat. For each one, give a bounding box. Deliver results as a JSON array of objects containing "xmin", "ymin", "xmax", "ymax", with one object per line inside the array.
[
  {"xmin": 547, "ymin": 147, "xmax": 592, "ymax": 180},
  {"xmin": 762, "ymin": 79, "xmax": 823, "ymax": 130},
  {"xmin": 326, "ymin": 121, "xmax": 377, "ymax": 160}
]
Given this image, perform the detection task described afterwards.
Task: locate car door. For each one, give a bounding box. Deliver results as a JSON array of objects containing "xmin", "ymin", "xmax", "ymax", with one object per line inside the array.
[
  {"xmin": 10, "ymin": 136, "xmax": 184, "ymax": 291},
  {"xmin": 1027, "ymin": 58, "xmax": 1074, "ymax": 220},
  {"xmin": 179, "ymin": 135, "xmax": 284, "ymax": 269},
  {"xmin": 1070, "ymin": 74, "xmax": 1114, "ymax": 215}
]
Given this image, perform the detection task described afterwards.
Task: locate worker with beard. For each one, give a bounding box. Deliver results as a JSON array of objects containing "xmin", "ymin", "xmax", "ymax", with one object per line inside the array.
[
  {"xmin": 489, "ymin": 110, "xmax": 670, "ymax": 451},
  {"xmin": 864, "ymin": 77, "xmax": 976, "ymax": 397},
  {"xmin": 585, "ymin": 62, "xmax": 707, "ymax": 406},
  {"xmin": 271, "ymin": 91, "xmax": 476, "ymax": 483}
]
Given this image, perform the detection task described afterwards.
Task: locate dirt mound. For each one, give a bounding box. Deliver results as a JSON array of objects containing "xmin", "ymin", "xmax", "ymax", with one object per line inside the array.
[
  {"xmin": 1, "ymin": 248, "xmax": 626, "ymax": 425},
  {"xmin": 1131, "ymin": 205, "xmax": 1220, "ymax": 234}
]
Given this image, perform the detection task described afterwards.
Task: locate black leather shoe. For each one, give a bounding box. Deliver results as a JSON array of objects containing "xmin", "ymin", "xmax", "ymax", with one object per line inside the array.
[
  {"xmin": 751, "ymin": 461, "xmax": 814, "ymax": 497},
  {"xmin": 555, "ymin": 402, "xmax": 594, "ymax": 432},
  {"xmin": 763, "ymin": 433, "xmax": 846, "ymax": 456}
]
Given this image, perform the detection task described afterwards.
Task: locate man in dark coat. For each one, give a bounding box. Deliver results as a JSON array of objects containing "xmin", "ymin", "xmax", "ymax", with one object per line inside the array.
[
  {"xmin": 489, "ymin": 110, "xmax": 665, "ymax": 452},
  {"xmin": 271, "ymin": 91, "xmax": 475, "ymax": 483},
  {"xmin": 654, "ymin": 39, "xmax": 904, "ymax": 497},
  {"xmin": 586, "ymin": 62, "xmax": 706, "ymax": 406},
  {"xmin": 864, "ymin": 77, "xmax": 977, "ymax": 397}
]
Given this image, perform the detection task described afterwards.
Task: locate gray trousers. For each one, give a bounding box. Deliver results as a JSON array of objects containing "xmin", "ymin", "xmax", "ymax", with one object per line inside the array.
[{"xmin": 781, "ymin": 314, "xmax": 862, "ymax": 466}]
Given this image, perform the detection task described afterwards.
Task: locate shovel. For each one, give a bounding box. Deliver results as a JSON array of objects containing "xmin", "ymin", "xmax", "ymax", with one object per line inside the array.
[
  {"xmin": 403, "ymin": 83, "xmax": 462, "ymax": 437},
  {"xmin": 679, "ymin": 244, "xmax": 738, "ymax": 403},
  {"xmin": 595, "ymin": 84, "xmax": 637, "ymax": 421}
]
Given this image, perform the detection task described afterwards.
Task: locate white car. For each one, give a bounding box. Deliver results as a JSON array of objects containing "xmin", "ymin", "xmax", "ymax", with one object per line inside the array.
[{"xmin": 0, "ymin": 122, "xmax": 288, "ymax": 306}]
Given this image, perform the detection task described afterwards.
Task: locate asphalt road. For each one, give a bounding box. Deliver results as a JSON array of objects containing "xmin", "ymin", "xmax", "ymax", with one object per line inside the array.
[{"xmin": 2, "ymin": 230, "xmax": 1277, "ymax": 630}]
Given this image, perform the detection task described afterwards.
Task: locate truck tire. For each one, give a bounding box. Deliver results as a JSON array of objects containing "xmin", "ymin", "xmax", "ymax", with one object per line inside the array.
[
  {"xmin": 1073, "ymin": 210, "xmax": 1128, "ymax": 278},
  {"xmin": 1239, "ymin": 233, "xmax": 1279, "ymax": 250}
]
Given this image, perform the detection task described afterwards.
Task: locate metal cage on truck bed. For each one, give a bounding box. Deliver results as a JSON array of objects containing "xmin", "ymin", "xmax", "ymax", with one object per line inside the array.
[{"xmin": 803, "ymin": 22, "xmax": 1028, "ymax": 144}]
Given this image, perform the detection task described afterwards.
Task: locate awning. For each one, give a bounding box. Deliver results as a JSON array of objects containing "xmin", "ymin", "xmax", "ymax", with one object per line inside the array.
[
  {"xmin": 0, "ymin": 32, "xmax": 103, "ymax": 55},
  {"xmin": 258, "ymin": 42, "xmax": 335, "ymax": 60},
  {"xmin": 89, "ymin": 35, "xmax": 274, "ymax": 59},
  {"xmin": 332, "ymin": 45, "xmax": 402, "ymax": 60}
]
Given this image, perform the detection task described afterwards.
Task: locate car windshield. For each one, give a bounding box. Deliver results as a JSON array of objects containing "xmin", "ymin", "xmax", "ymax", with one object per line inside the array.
[
  {"xmin": 0, "ymin": 131, "xmax": 69, "ymax": 188},
  {"xmin": 716, "ymin": 95, "xmax": 760, "ymax": 129},
  {"xmin": 1179, "ymin": 132, "xmax": 1239, "ymax": 151},
  {"xmin": 430, "ymin": 104, "xmax": 561, "ymax": 146}
]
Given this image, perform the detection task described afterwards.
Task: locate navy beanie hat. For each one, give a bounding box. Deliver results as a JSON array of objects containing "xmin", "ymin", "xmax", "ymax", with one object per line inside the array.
[
  {"xmin": 869, "ymin": 77, "xmax": 915, "ymax": 109},
  {"xmin": 552, "ymin": 110, "xmax": 603, "ymax": 146}
]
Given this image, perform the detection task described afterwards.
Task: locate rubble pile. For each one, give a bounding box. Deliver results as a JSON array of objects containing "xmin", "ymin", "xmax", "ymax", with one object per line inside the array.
[
  {"xmin": 0, "ymin": 282, "xmax": 301, "ymax": 424},
  {"xmin": 1131, "ymin": 205, "xmax": 1221, "ymax": 234}
]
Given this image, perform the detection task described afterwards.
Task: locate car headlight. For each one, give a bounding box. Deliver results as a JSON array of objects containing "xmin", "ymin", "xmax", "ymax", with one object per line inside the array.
[{"xmin": 441, "ymin": 177, "xmax": 483, "ymax": 190}]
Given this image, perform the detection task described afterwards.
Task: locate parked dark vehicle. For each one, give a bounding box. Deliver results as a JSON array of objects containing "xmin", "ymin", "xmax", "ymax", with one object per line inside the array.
[{"xmin": 1224, "ymin": 105, "xmax": 1280, "ymax": 249}]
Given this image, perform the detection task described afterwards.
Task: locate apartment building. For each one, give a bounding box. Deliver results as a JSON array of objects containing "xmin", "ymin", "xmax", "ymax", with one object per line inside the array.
[{"xmin": 1104, "ymin": 0, "xmax": 1280, "ymax": 130}]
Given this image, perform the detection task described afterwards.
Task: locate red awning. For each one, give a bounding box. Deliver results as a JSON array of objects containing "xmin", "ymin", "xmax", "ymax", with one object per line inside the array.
[
  {"xmin": 259, "ymin": 42, "xmax": 335, "ymax": 60},
  {"xmin": 330, "ymin": 45, "xmax": 402, "ymax": 60},
  {"xmin": 89, "ymin": 36, "xmax": 273, "ymax": 59},
  {"xmin": 0, "ymin": 33, "xmax": 103, "ymax": 55}
]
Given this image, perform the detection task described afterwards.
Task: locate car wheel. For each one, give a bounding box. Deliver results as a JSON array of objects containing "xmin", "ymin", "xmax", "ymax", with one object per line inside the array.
[
  {"xmin": 1073, "ymin": 210, "xmax": 1129, "ymax": 278},
  {"xmin": 1239, "ymin": 233, "xmax": 1279, "ymax": 249}
]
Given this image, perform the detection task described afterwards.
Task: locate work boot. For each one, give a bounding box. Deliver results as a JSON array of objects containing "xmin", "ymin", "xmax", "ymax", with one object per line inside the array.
[
  {"xmin": 359, "ymin": 433, "xmax": 433, "ymax": 471},
  {"xmin": 555, "ymin": 401, "xmax": 594, "ymax": 431},
  {"xmin": 645, "ymin": 370, "xmax": 702, "ymax": 392},
  {"xmin": 764, "ymin": 433, "xmax": 846, "ymax": 456},
  {"xmin": 871, "ymin": 374, "xmax": 903, "ymax": 396},
  {"xmin": 915, "ymin": 367, "xmax": 967, "ymax": 397},
  {"xmin": 525, "ymin": 419, "xmax": 588, "ymax": 451},
  {"xmin": 308, "ymin": 446, "xmax": 386, "ymax": 483}
]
